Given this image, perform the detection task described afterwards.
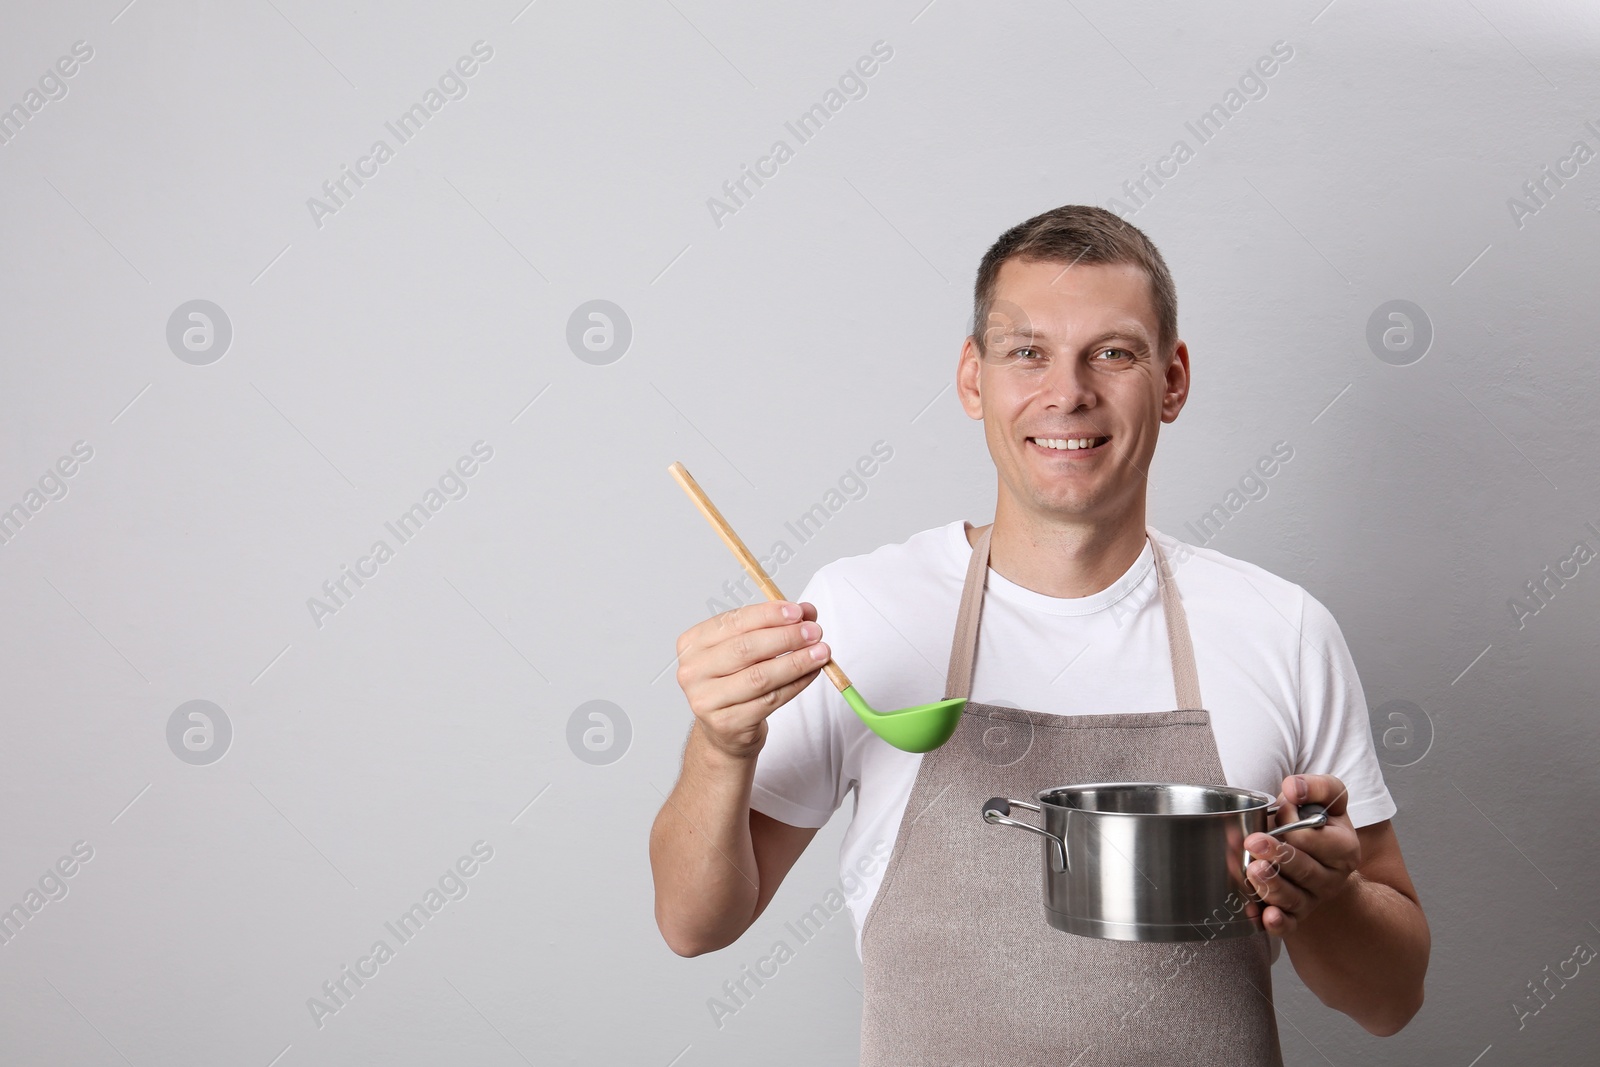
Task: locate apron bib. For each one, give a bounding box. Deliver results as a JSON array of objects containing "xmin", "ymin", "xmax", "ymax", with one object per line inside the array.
[{"xmin": 858, "ymin": 522, "xmax": 1283, "ymax": 1066}]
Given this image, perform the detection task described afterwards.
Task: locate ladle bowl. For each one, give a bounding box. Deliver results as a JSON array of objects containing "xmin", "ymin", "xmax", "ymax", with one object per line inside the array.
[
  {"xmin": 838, "ymin": 687, "xmax": 964, "ymax": 753},
  {"xmin": 669, "ymin": 462, "xmax": 965, "ymax": 753}
]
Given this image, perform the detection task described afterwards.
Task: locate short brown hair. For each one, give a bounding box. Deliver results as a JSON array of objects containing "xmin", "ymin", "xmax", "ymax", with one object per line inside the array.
[{"xmin": 971, "ymin": 205, "xmax": 1177, "ymax": 360}]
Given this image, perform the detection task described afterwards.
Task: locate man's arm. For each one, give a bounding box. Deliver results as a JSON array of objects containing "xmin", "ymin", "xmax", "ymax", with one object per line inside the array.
[
  {"xmin": 649, "ymin": 599, "xmax": 831, "ymax": 956},
  {"xmin": 1246, "ymin": 775, "xmax": 1430, "ymax": 1036},
  {"xmin": 649, "ymin": 722, "xmax": 819, "ymax": 956}
]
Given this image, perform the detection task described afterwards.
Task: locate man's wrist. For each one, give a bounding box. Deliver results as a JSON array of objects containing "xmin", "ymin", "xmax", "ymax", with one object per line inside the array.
[{"xmin": 690, "ymin": 718, "xmax": 765, "ymax": 768}]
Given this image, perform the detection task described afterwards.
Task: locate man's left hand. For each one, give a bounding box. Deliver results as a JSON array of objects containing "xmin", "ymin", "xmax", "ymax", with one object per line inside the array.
[{"xmin": 1244, "ymin": 774, "xmax": 1361, "ymax": 936}]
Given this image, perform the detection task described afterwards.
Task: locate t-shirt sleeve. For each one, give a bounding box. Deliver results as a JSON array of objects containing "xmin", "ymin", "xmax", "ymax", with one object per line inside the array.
[
  {"xmin": 1293, "ymin": 591, "xmax": 1398, "ymax": 829},
  {"xmin": 747, "ymin": 570, "xmax": 850, "ymax": 830}
]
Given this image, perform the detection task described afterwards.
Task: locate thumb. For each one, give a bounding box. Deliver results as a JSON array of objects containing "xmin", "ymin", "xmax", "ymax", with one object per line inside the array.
[{"xmin": 1289, "ymin": 774, "xmax": 1349, "ymax": 817}]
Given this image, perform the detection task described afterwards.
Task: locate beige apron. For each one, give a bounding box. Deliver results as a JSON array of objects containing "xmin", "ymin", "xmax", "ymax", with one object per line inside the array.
[{"xmin": 858, "ymin": 522, "xmax": 1282, "ymax": 1066}]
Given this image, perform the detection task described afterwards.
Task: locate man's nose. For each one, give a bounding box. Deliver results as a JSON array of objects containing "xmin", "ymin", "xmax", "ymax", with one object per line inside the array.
[{"xmin": 1037, "ymin": 355, "xmax": 1093, "ymax": 408}]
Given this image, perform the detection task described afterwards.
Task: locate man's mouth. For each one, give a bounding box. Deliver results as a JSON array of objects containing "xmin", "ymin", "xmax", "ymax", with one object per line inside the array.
[{"xmin": 1027, "ymin": 435, "xmax": 1110, "ymax": 455}]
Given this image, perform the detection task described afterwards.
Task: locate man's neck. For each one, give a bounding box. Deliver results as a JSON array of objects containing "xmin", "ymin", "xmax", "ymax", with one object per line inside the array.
[{"xmin": 969, "ymin": 498, "xmax": 1150, "ymax": 599}]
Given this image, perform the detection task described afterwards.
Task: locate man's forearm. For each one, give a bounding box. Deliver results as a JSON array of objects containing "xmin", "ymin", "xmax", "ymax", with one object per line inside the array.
[
  {"xmin": 1282, "ymin": 871, "xmax": 1430, "ymax": 1035},
  {"xmin": 649, "ymin": 722, "xmax": 762, "ymax": 956}
]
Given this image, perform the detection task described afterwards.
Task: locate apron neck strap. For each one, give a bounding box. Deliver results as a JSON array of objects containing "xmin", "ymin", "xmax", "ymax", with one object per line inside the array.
[{"xmin": 943, "ymin": 522, "xmax": 1203, "ymax": 710}]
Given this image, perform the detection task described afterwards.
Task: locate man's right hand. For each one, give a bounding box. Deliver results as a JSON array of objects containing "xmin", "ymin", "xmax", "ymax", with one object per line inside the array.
[{"xmin": 674, "ymin": 600, "xmax": 830, "ymax": 761}]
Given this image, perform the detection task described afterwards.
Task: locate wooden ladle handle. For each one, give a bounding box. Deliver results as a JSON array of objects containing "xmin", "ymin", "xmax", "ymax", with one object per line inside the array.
[{"xmin": 668, "ymin": 461, "xmax": 852, "ymax": 693}]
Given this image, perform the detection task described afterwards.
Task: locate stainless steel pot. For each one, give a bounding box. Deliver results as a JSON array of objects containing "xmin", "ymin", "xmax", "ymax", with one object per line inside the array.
[{"xmin": 982, "ymin": 782, "xmax": 1328, "ymax": 942}]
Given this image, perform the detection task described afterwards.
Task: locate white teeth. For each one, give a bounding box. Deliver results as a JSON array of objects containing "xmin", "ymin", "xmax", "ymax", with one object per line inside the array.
[{"xmin": 1033, "ymin": 437, "xmax": 1101, "ymax": 451}]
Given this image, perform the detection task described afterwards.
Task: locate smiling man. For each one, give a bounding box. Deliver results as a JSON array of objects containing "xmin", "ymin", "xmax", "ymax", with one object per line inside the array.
[{"xmin": 651, "ymin": 205, "xmax": 1429, "ymax": 1065}]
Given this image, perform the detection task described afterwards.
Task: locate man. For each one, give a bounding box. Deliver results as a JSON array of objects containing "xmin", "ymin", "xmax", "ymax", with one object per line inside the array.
[{"xmin": 650, "ymin": 205, "xmax": 1429, "ymax": 1064}]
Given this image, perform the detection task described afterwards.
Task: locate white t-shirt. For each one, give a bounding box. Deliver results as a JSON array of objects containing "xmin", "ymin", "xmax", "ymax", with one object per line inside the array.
[{"xmin": 748, "ymin": 520, "xmax": 1398, "ymax": 961}]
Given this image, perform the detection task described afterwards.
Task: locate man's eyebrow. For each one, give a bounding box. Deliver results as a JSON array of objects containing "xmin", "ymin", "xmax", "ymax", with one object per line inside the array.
[{"xmin": 989, "ymin": 326, "xmax": 1152, "ymax": 347}]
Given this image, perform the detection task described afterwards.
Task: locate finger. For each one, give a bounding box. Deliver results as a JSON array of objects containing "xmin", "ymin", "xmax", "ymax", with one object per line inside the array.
[
  {"xmin": 696, "ymin": 613, "xmax": 827, "ymax": 682},
  {"xmin": 1262, "ymin": 791, "xmax": 1355, "ymax": 876},
  {"xmin": 699, "ymin": 634, "xmax": 832, "ymax": 714},
  {"xmin": 1250, "ymin": 836, "xmax": 1318, "ymax": 891},
  {"xmin": 712, "ymin": 662, "xmax": 825, "ymax": 725},
  {"xmin": 1260, "ymin": 904, "xmax": 1298, "ymax": 936},
  {"xmin": 1246, "ymin": 849, "xmax": 1309, "ymax": 917},
  {"xmin": 679, "ymin": 600, "xmax": 805, "ymax": 660},
  {"xmin": 1246, "ymin": 825, "xmax": 1356, "ymax": 900},
  {"xmin": 1282, "ymin": 773, "xmax": 1349, "ymax": 817}
]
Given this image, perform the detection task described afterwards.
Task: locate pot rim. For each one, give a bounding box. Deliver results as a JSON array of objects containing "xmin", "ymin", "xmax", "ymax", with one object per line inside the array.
[{"xmin": 1031, "ymin": 781, "xmax": 1280, "ymax": 817}]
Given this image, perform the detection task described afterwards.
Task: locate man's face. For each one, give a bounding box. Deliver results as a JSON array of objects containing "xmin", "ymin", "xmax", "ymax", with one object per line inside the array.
[{"xmin": 957, "ymin": 256, "xmax": 1190, "ymax": 525}]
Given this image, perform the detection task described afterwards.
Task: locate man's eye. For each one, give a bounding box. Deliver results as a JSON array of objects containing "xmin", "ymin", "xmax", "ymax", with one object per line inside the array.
[
  {"xmin": 1013, "ymin": 347, "xmax": 1044, "ymax": 361},
  {"xmin": 1095, "ymin": 348, "xmax": 1133, "ymax": 361}
]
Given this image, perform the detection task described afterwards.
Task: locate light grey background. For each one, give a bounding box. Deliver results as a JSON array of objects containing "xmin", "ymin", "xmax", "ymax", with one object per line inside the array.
[{"xmin": 2, "ymin": 1, "xmax": 1596, "ymax": 1064}]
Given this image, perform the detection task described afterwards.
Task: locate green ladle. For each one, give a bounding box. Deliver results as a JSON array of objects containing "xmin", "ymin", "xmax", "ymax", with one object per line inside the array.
[{"xmin": 669, "ymin": 461, "xmax": 965, "ymax": 753}]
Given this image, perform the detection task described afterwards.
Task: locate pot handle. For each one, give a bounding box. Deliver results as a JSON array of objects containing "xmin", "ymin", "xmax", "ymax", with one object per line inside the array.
[
  {"xmin": 1266, "ymin": 802, "xmax": 1329, "ymax": 839},
  {"xmin": 981, "ymin": 797, "xmax": 1068, "ymax": 873},
  {"xmin": 1245, "ymin": 803, "xmax": 1330, "ymax": 890}
]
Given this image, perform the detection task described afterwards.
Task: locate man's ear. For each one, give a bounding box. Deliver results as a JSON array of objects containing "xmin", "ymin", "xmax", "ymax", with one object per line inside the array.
[
  {"xmin": 958, "ymin": 336, "xmax": 984, "ymax": 420},
  {"xmin": 1161, "ymin": 339, "xmax": 1190, "ymax": 423}
]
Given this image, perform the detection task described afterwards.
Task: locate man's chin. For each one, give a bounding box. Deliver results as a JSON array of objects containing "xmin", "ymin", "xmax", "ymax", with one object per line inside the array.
[{"xmin": 1030, "ymin": 495, "xmax": 1104, "ymax": 521}]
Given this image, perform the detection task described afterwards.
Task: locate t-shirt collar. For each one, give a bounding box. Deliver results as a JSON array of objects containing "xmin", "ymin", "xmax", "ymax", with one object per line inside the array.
[{"xmin": 946, "ymin": 520, "xmax": 1155, "ymax": 617}]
